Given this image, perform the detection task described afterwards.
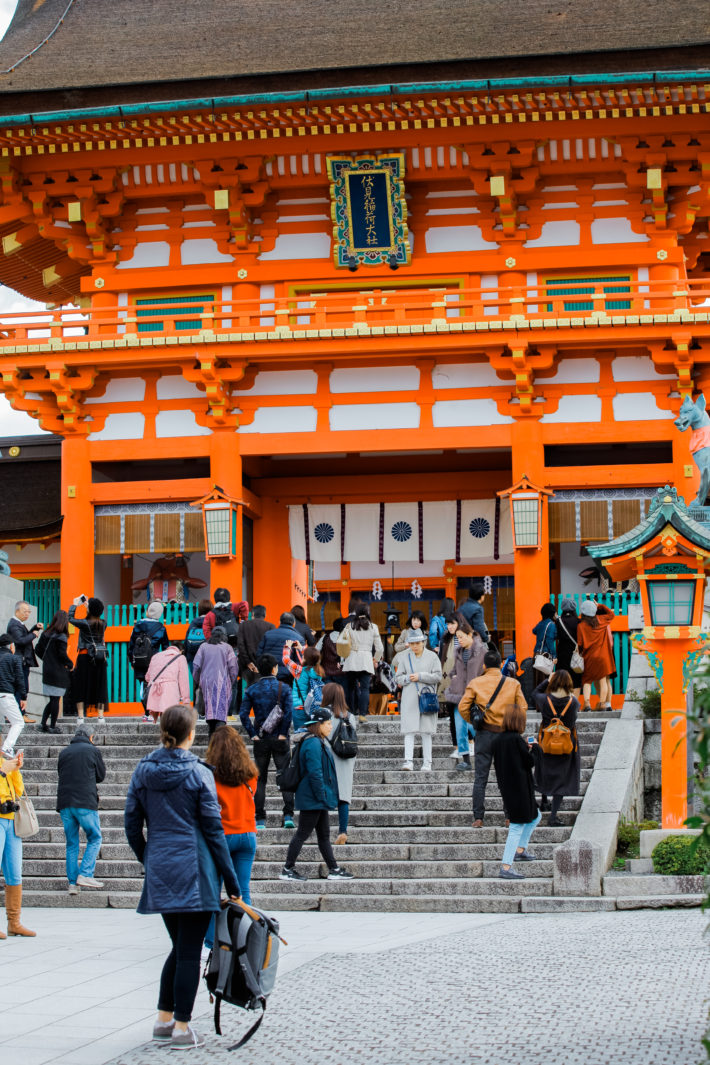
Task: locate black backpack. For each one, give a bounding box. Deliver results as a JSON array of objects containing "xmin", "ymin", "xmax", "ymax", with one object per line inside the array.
[
  {"xmin": 214, "ymin": 604, "xmax": 240, "ymax": 645},
  {"xmin": 275, "ymin": 738, "xmax": 303, "ymax": 792},
  {"xmin": 204, "ymin": 899, "xmax": 283, "ymax": 1049},
  {"xmin": 131, "ymin": 627, "xmax": 155, "ymax": 675},
  {"xmin": 330, "ymin": 716, "xmax": 358, "ymax": 759}
]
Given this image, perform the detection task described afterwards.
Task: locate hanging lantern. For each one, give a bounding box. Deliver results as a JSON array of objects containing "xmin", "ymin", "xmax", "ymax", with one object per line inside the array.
[
  {"xmin": 190, "ymin": 484, "xmax": 240, "ymax": 559},
  {"xmin": 497, "ymin": 475, "xmax": 554, "ymax": 550}
]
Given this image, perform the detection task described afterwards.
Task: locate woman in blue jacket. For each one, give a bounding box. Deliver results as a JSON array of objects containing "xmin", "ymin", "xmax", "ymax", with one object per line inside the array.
[
  {"xmin": 279, "ymin": 706, "xmax": 353, "ymax": 883},
  {"xmin": 125, "ymin": 704, "xmax": 240, "ymax": 1052}
]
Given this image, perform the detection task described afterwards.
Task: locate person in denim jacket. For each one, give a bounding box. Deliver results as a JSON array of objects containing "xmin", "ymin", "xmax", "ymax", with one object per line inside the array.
[{"xmin": 240, "ymin": 654, "xmax": 294, "ymax": 830}]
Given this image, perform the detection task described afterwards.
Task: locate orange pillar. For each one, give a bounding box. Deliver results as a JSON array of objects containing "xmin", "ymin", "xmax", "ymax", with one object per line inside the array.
[
  {"xmin": 252, "ymin": 496, "xmax": 293, "ymax": 623},
  {"xmin": 209, "ymin": 430, "xmax": 243, "ymax": 600},
  {"xmin": 60, "ymin": 434, "xmax": 94, "ymax": 610},
  {"xmin": 659, "ymin": 647, "xmax": 689, "ymax": 829},
  {"xmin": 671, "ymin": 431, "xmax": 700, "ymax": 507},
  {"xmin": 510, "ymin": 419, "xmax": 550, "ymax": 659}
]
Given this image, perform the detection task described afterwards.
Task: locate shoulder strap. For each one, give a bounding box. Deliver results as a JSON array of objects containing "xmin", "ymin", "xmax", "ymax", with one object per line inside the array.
[
  {"xmin": 558, "ymin": 617, "xmax": 579, "ymax": 650},
  {"xmin": 150, "ymin": 654, "xmax": 178, "ymax": 684},
  {"xmin": 485, "ymin": 674, "xmax": 508, "ymax": 710}
]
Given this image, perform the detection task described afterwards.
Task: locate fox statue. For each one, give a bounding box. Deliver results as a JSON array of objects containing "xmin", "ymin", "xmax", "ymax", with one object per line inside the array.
[{"xmin": 674, "ymin": 393, "xmax": 710, "ymax": 506}]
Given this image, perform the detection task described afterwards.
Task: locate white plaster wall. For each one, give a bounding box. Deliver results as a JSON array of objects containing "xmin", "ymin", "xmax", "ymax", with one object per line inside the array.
[
  {"xmin": 541, "ymin": 395, "xmax": 602, "ymax": 423},
  {"xmin": 259, "ymin": 233, "xmax": 331, "ymax": 260},
  {"xmin": 591, "ymin": 218, "xmax": 649, "ymax": 244},
  {"xmin": 541, "ymin": 358, "xmax": 600, "ymax": 384},
  {"xmin": 349, "ymin": 561, "xmax": 445, "ymax": 579},
  {"xmin": 239, "ymin": 406, "xmax": 318, "ymax": 433},
  {"xmin": 612, "ymin": 393, "xmax": 675, "ymax": 421},
  {"xmin": 559, "ymin": 542, "xmax": 594, "ymax": 597},
  {"xmin": 88, "ymin": 412, "xmax": 145, "ymax": 441},
  {"xmin": 155, "ymin": 410, "xmax": 211, "ymax": 437},
  {"xmin": 432, "ymin": 363, "xmax": 502, "ymax": 389},
  {"xmin": 1, "ymin": 542, "xmax": 61, "ymax": 565},
  {"xmin": 180, "ymin": 238, "xmax": 233, "ymax": 265},
  {"xmin": 432, "ymin": 399, "xmax": 513, "ymax": 427},
  {"xmin": 425, "ymin": 225, "xmax": 499, "ymax": 252},
  {"xmin": 330, "ymin": 403, "xmax": 420, "ymax": 431},
  {"xmin": 525, "ymin": 220, "xmax": 581, "ymax": 247},
  {"xmin": 330, "ymin": 366, "xmax": 419, "ymax": 393},
  {"xmin": 239, "ymin": 371, "xmax": 318, "ymax": 396},
  {"xmin": 117, "ymin": 242, "xmax": 171, "ymax": 269},
  {"xmin": 611, "ymin": 356, "xmax": 676, "ymax": 382},
  {"xmin": 156, "ymin": 376, "xmax": 204, "ymax": 400},
  {"xmin": 86, "ymin": 377, "xmax": 146, "ymax": 404}
]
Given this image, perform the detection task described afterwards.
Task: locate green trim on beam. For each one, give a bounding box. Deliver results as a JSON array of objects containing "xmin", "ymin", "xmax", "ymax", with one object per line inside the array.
[{"xmin": 1, "ymin": 67, "xmax": 709, "ymax": 127}]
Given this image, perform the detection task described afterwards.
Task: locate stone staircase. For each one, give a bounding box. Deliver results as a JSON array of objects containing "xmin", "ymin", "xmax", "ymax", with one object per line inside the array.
[{"xmin": 9, "ymin": 713, "xmax": 614, "ymax": 913}]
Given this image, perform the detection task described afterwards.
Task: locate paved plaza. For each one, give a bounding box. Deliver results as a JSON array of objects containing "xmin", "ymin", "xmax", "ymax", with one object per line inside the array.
[{"xmin": 0, "ymin": 907, "xmax": 707, "ymax": 1065}]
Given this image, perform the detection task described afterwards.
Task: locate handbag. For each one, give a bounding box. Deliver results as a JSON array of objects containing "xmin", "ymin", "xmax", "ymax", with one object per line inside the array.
[
  {"xmin": 335, "ymin": 625, "xmax": 353, "ymax": 658},
  {"xmin": 14, "ymin": 794, "xmax": 39, "ymax": 839},
  {"xmin": 558, "ymin": 617, "xmax": 584, "ymax": 673},
  {"xmin": 330, "ymin": 716, "xmax": 358, "ymax": 759},
  {"xmin": 407, "ymin": 654, "xmax": 439, "ymax": 714},
  {"xmin": 533, "ymin": 621, "xmax": 555, "ymax": 676},
  {"xmin": 260, "ymin": 682, "xmax": 284, "ymax": 736},
  {"xmin": 142, "ymin": 654, "xmax": 180, "ymax": 711},
  {"xmin": 470, "ymin": 673, "xmax": 508, "ymax": 731}
]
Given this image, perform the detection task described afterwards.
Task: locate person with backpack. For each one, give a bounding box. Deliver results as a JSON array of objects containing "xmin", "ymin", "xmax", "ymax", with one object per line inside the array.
[
  {"xmin": 288, "ymin": 646, "xmax": 325, "ymax": 731},
  {"xmin": 532, "ymin": 670, "xmax": 580, "ymax": 826},
  {"xmin": 493, "ymin": 703, "xmax": 541, "ymax": 880},
  {"xmin": 256, "ymin": 612, "xmax": 304, "ymax": 686},
  {"xmin": 203, "ymin": 725, "xmax": 258, "ymax": 948},
  {"xmin": 236, "ymin": 604, "xmax": 274, "ymax": 689},
  {"xmin": 239, "ymin": 654, "xmax": 294, "ymax": 830},
  {"xmin": 35, "ymin": 609, "xmax": 73, "ymax": 734},
  {"xmin": 128, "ymin": 601, "xmax": 169, "ymax": 686},
  {"xmin": 202, "ymin": 588, "xmax": 248, "ymax": 645},
  {"xmin": 68, "ymin": 597, "xmax": 109, "ymax": 719},
  {"xmin": 192, "ymin": 626, "xmax": 238, "ymax": 736},
  {"xmin": 183, "ymin": 598, "xmax": 213, "ymax": 674},
  {"xmin": 340, "ymin": 603, "xmax": 384, "ymax": 719},
  {"xmin": 444, "ymin": 620, "xmax": 485, "ymax": 771},
  {"xmin": 429, "ymin": 597, "xmax": 456, "ymax": 652},
  {"xmin": 143, "ymin": 644, "xmax": 191, "ymax": 724},
  {"xmin": 124, "ymin": 704, "xmax": 241, "ymax": 1051},
  {"xmin": 395, "ymin": 629, "xmax": 442, "ymax": 772},
  {"xmin": 279, "ymin": 705, "xmax": 353, "ymax": 882},
  {"xmin": 532, "ymin": 602, "xmax": 557, "ymax": 686},
  {"xmin": 322, "ymin": 682, "xmax": 357, "ymax": 846},
  {"xmin": 458, "ymin": 648, "xmax": 528, "ymax": 827}
]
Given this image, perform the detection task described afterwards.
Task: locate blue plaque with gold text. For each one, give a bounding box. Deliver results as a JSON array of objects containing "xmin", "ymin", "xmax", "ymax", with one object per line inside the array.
[{"xmin": 327, "ymin": 154, "xmax": 410, "ymax": 268}]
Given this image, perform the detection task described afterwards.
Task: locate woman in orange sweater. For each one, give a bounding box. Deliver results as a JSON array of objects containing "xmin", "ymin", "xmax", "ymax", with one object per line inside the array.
[{"xmin": 204, "ymin": 726, "xmax": 258, "ymax": 946}]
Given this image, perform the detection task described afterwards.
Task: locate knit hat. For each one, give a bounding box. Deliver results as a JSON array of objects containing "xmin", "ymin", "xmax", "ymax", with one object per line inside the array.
[
  {"xmin": 580, "ymin": 600, "xmax": 598, "ymax": 617},
  {"xmin": 406, "ymin": 630, "xmax": 426, "ymax": 643},
  {"xmin": 303, "ymin": 706, "xmax": 332, "ymax": 728},
  {"xmin": 560, "ymin": 598, "xmax": 577, "ymax": 615},
  {"xmin": 0, "ymin": 634, "xmax": 13, "ymax": 648},
  {"xmin": 146, "ymin": 601, "xmax": 164, "ymax": 619},
  {"xmin": 88, "ymin": 597, "xmax": 104, "ymax": 617}
]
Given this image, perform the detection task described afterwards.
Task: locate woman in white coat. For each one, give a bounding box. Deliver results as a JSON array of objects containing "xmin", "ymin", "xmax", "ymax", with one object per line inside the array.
[
  {"xmin": 341, "ymin": 603, "xmax": 384, "ymax": 719},
  {"xmin": 395, "ymin": 629, "xmax": 443, "ymax": 772},
  {"xmin": 322, "ymin": 682, "xmax": 357, "ymax": 845}
]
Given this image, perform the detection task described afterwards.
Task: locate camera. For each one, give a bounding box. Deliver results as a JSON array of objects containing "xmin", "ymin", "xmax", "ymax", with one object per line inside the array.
[{"xmin": 0, "ymin": 799, "xmax": 19, "ymax": 815}]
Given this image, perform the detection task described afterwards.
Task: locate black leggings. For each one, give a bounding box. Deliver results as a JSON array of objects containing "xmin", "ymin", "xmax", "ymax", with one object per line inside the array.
[
  {"xmin": 446, "ymin": 702, "xmax": 457, "ymax": 746},
  {"xmin": 285, "ymin": 809, "xmax": 336, "ymax": 871},
  {"xmin": 207, "ymin": 719, "xmax": 225, "ymax": 737},
  {"xmin": 41, "ymin": 696, "xmax": 61, "ymax": 729},
  {"xmin": 158, "ymin": 911, "xmax": 212, "ymax": 1023}
]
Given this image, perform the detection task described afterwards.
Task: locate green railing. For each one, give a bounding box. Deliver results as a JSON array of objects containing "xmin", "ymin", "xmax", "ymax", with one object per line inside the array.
[
  {"xmin": 22, "ymin": 578, "xmax": 60, "ymax": 628},
  {"xmin": 105, "ymin": 639, "xmax": 195, "ymax": 705},
  {"xmin": 105, "ymin": 602, "xmax": 199, "ymax": 626}
]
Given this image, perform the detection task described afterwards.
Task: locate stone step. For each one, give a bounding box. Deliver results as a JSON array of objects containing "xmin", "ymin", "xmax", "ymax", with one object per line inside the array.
[
  {"xmin": 250, "ymin": 893, "xmax": 525, "ymax": 913},
  {"xmin": 250, "ymin": 859, "xmax": 553, "ymax": 880}
]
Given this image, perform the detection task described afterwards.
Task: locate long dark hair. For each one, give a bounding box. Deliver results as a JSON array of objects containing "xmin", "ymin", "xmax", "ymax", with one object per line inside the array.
[
  {"xmin": 47, "ymin": 609, "xmax": 69, "ymax": 636},
  {"xmin": 291, "ymin": 604, "xmax": 307, "ymax": 624},
  {"xmin": 321, "ymin": 681, "xmax": 348, "ymax": 718},
  {"xmin": 352, "ymin": 604, "xmax": 371, "ymax": 631},
  {"xmin": 206, "ymin": 725, "xmax": 258, "ymax": 787},
  {"xmin": 406, "ymin": 609, "xmax": 429, "ymax": 631}
]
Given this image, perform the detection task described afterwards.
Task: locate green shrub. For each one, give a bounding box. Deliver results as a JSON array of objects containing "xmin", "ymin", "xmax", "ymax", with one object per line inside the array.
[
  {"xmin": 652, "ymin": 835, "xmax": 710, "ymax": 875},
  {"xmin": 616, "ymin": 818, "xmax": 659, "ymax": 858},
  {"xmin": 624, "ymin": 687, "xmax": 661, "ymax": 718}
]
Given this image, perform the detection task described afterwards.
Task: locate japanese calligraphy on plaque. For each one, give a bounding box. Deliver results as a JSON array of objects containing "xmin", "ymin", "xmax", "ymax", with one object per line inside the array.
[{"xmin": 326, "ymin": 154, "xmax": 410, "ymax": 269}]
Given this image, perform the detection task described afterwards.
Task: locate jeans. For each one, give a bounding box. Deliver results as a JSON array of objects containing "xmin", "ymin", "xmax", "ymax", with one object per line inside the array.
[
  {"xmin": 158, "ymin": 911, "xmax": 212, "ymax": 1023},
  {"xmin": 59, "ymin": 807, "xmax": 102, "ymax": 882},
  {"xmin": 501, "ymin": 809, "xmax": 542, "ymax": 866},
  {"xmin": 337, "ymin": 800, "xmax": 349, "ymax": 835},
  {"xmin": 0, "ymin": 692, "xmax": 24, "ymax": 751},
  {"xmin": 205, "ymin": 831, "xmax": 257, "ymax": 948},
  {"xmin": 454, "ymin": 708, "xmax": 475, "ymax": 755},
  {"xmin": 0, "ymin": 816, "xmax": 22, "ymax": 884},
  {"xmin": 346, "ymin": 671, "xmax": 371, "ymax": 716},
  {"xmin": 253, "ymin": 734, "xmax": 294, "ymax": 822},
  {"xmin": 285, "ymin": 809, "xmax": 336, "ymax": 871},
  {"xmin": 472, "ymin": 729, "xmax": 500, "ymax": 821}
]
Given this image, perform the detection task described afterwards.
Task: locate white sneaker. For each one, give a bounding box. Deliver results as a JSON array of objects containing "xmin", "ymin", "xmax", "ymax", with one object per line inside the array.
[
  {"xmin": 449, "ymin": 749, "xmax": 461, "ymax": 759},
  {"xmin": 469, "ymin": 741, "xmax": 475, "ymax": 755},
  {"xmin": 421, "ymin": 763, "xmax": 432, "ymax": 772},
  {"xmin": 401, "ymin": 761, "xmax": 414, "ymax": 771},
  {"xmin": 68, "ymin": 883, "xmax": 80, "ymax": 895},
  {"xmin": 76, "ymin": 875, "xmax": 104, "ymax": 889}
]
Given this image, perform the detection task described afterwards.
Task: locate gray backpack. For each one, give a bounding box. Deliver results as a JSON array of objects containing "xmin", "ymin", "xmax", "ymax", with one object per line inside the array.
[{"xmin": 204, "ymin": 899, "xmax": 283, "ymax": 1049}]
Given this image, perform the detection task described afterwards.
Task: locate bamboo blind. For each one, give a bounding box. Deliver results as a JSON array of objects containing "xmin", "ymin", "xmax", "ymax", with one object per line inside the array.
[
  {"xmin": 183, "ymin": 512, "xmax": 205, "ymax": 552},
  {"xmin": 579, "ymin": 501, "xmax": 609, "ymax": 541},
  {"xmin": 548, "ymin": 501, "xmax": 577, "ymax": 543},
  {"xmin": 124, "ymin": 514, "xmax": 151, "ymax": 553},
  {"xmin": 154, "ymin": 513, "xmax": 181, "ymax": 553},
  {"xmin": 94, "ymin": 515, "xmax": 121, "ymax": 555},
  {"xmin": 613, "ymin": 499, "xmax": 643, "ymax": 538}
]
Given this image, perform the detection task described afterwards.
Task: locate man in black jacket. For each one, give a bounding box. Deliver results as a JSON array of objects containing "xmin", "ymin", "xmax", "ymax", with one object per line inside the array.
[
  {"xmin": 57, "ymin": 720, "xmax": 107, "ymax": 893},
  {"xmin": 0, "ymin": 633, "xmax": 27, "ymax": 755},
  {"xmin": 236, "ymin": 605, "xmax": 274, "ymax": 688},
  {"xmin": 7, "ymin": 599, "xmax": 42, "ymax": 714},
  {"xmin": 256, "ymin": 612, "xmax": 303, "ymax": 685}
]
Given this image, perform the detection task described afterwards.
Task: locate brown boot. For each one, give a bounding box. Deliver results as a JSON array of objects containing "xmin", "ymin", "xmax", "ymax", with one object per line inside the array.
[
  {"xmin": 5, "ymin": 885, "xmax": 36, "ymax": 937},
  {"xmin": 0, "ymin": 926, "xmax": 6, "ymax": 940}
]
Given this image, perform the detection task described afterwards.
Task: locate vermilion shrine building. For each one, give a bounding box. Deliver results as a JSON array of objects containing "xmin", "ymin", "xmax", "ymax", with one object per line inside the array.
[{"xmin": 0, "ymin": 1, "xmax": 709, "ymax": 707}]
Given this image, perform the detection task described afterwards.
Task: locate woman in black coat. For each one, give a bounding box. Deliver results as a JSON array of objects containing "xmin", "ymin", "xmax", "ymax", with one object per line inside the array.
[
  {"xmin": 555, "ymin": 599, "xmax": 583, "ymax": 695},
  {"xmin": 532, "ymin": 670, "xmax": 580, "ymax": 826},
  {"xmin": 493, "ymin": 704, "xmax": 541, "ymax": 880},
  {"xmin": 35, "ymin": 610, "xmax": 73, "ymax": 733}
]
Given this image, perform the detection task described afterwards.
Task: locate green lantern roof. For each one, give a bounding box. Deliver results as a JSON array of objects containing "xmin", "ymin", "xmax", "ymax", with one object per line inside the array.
[{"xmin": 586, "ymin": 486, "xmax": 710, "ymax": 566}]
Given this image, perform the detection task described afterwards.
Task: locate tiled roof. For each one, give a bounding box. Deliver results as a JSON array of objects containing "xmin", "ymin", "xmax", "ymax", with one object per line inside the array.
[
  {"xmin": 0, "ymin": 0, "xmax": 707, "ymax": 100},
  {"xmin": 586, "ymin": 486, "xmax": 710, "ymax": 560}
]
